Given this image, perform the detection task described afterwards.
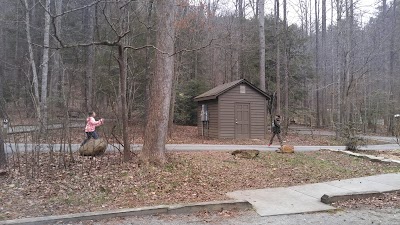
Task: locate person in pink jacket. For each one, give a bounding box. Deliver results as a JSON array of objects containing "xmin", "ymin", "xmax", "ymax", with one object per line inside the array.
[{"xmin": 81, "ymin": 111, "xmax": 104, "ymax": 146}]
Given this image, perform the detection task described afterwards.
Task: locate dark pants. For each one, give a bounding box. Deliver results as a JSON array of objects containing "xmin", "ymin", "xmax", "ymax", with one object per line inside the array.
[
  {"xmin": 81, "ymin": 131, "xmax": 99, "ymax": 146},
  {"xmin": 269, "ymin": 132, "xmax": 282, "ymax": 145}
]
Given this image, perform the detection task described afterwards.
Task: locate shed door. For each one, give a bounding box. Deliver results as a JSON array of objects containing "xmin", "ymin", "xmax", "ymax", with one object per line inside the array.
[{"xmin": 235, "ymin": 103, "xmax": 250, "ymax": 139}]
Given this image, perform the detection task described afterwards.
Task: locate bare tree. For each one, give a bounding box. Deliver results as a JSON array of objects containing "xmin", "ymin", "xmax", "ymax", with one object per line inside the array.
[
  {"xmin": 40, "ymin": 0, "xmax": 51, "ymax": 129},
  {"xmin": 259, "ymin": 0, "xmax": 266, "ymax": 91},
  {"xmin": 275, "ymin": 0, "xmax": 281, "ymax": 115},
  {"xmin": 84, "ymin": 4, "xmax": 95, "ymax": 112},
  {"xmin": 283, "ymin": 0, "xmax": 289, "ymax": 131},
  {"xmin": 315, "ymin": 0, "xmax": 320, "ymax": 127},
  {"xmin": 141, "ymin": 0, "xmax": 176, "ymax": 164},
  {"xmin": 23, "ymin": 0, "xmax": 40, "ymax": 120}
]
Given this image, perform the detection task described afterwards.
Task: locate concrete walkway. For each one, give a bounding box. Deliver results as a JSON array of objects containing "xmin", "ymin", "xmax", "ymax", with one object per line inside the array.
[{"xmin": 227, "ymin": 173, "xmax": 400, "ymax": 217}]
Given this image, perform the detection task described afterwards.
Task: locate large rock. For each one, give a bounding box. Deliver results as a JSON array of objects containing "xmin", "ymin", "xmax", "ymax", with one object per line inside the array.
[
  {"xmin": 79, "ymin": 138, "xmax": 107, "ymax": 156},
  {"xmin": 276, "ymin": 145, "xmax": 294, "ymax": 154}
]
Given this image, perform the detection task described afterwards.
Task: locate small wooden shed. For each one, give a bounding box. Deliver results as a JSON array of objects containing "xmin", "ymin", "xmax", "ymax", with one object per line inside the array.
[{"xmin": 194, "ymin": 79, "xmax": 271, "ymax": 139}]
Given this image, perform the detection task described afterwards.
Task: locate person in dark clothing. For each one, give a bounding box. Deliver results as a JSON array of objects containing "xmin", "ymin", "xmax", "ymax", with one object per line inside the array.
[{"xmin": 268, "ymin": 115, "xmax": 283, "ymax": 146}]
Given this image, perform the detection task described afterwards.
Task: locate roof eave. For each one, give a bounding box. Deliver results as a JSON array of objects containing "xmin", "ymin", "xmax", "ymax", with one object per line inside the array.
[{"xmin": 194, "ymin": 96, "xmax": 217, "ymax": 102}]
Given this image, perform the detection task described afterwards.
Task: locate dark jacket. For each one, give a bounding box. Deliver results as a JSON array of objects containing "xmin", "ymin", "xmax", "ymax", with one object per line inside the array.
[{"xmin": 272, "ymin": 118, "xmax": 281, "ymax": 134}]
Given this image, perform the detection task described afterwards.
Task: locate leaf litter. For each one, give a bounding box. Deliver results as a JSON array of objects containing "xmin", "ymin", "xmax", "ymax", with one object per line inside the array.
[{"xmin": 1, "ymin": 150, "xmax": 400, "ymax": 220}]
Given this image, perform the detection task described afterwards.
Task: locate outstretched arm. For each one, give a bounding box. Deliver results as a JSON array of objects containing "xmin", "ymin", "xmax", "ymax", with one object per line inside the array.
[{"xmin": 89, "ymin": 117, "xmax": 104, "ymax": 127}]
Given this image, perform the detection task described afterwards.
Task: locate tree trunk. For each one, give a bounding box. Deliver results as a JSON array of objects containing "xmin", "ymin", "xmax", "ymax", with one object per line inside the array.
[
  {"xmin": 336, "ymin": 0, "xmax": 342, "ymax": 138},
  {"xmin": 144, "ymin": 0, "xmax": 154, "ymax": 120},
  {"xmin": 283, "ymin": 0, "xmax": 289, "ymax": 132},
  {"xmin": 388, "ymin": 0, "xmax": 397, "ymax": 134},
  {"xmin": 321, "ymin": 0, "xmax": 327, "ymax": 126},
  {"xmin": 40, "ymin": 0, "xmax": 51, "ymax": 130},
  {"xmin": 275, "ymin": 0, "xmax": 281, "ymax": 115},
  {"xmin": 258, "ymin": 0, "xmax": 266, "ymax": 92},
  {"xmin": 84, "ymin": 5, "xmax": 95, "ymax": 112},
  {"xmin": 238, "ymin": 0, "xmax": 244, "ymax": 79},
  {"xmin": 118, "ymin": 45, "xmax": 130, "ymax": 162},
  {"xmin": 23, "ymin": 0, "xmax": 40, "ymax": 120},
  {"xmin": 141, "ymin": 0, "xmax": 175, "ymax": 165},
  {"xmin": 315, "ymin": 0, "xmax": 320, "ymax": 127},
  {"xmin": 50, "ymin": 0, "xmax": 63, "ymax": 104}
]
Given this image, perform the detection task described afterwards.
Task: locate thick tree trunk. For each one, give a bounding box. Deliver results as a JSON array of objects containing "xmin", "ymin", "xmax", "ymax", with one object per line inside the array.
[
  {"xmin": 258, "ymin": 0, "xmax": 266, "ymax": 91},
  {"xmin": 141, "ymin": 0, "xmax": 175, "ymax": 165}
]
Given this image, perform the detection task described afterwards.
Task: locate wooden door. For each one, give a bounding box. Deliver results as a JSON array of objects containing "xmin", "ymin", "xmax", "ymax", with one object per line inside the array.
[{"xmin": 235, "ymin": 103, "xmax": 250, "ymax": 138}]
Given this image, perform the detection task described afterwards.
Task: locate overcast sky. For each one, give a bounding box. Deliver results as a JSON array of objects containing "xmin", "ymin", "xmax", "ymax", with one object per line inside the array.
[{"xmin": 206, "ymin": 0, "xmax": 385, "ymax": 26}]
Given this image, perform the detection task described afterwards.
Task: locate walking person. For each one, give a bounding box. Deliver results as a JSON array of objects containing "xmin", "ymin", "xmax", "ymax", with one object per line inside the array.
[
  {"xmin": 268, "ymin": 115, "xmax": 283, "ymax": 146},
  {"xmin": 81, "ymin": 111, "xmax": 104, "ymax": 146}
]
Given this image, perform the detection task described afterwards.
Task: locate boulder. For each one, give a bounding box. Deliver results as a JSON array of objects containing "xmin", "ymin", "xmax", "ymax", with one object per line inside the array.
[
  {"xmin": 231, "ymin": 150, "xmax": 260, "ymax": 159},
  {"xmin": 79, "ymin": 138, "xmax": 107, "ymax": 156},
  {"xmin": 276, "ymin": 145, "xmax": 294, "ymax": 153}
]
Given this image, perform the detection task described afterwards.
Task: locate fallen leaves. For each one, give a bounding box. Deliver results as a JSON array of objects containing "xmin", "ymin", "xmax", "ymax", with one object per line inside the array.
[{"xmin": 1, "ymin": 150, "xmax": 400, "ymax": 220}]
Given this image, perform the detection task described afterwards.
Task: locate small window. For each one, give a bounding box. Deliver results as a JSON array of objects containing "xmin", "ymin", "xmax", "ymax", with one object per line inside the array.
[{"xmin": 240, "ymin": 85, "xmax": 246, "ymax": 94}]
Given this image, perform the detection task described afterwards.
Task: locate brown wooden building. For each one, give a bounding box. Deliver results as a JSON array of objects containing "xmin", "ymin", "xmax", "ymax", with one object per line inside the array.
[{"xmin": 194, "ymin": 79, "xmax": 271, "ymax": 139}]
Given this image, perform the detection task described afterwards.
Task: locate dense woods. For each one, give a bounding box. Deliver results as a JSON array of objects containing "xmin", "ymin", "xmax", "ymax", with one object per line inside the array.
[{"xmin": 0, "ymin": 0, "xmax": 399, "ymax": 163}]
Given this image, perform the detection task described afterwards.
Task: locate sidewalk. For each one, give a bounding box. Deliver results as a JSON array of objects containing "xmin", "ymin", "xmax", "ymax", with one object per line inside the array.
[{"xmin": 227, "ymin": 173, "xmax": 400, "ymax": 216}]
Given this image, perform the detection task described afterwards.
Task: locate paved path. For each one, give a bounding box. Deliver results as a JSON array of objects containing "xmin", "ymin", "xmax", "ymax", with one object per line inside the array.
[
  {"xmin": 3, "ymin": 143, "xmax": 400, "ymax": 154},
  {"xmin": 291, "ymin": 125, "xmax": 398, "ymax": 144},
  {"xmin": 227, "ymin": 173, "xmax": 400, "ymax": 217},
  {"xmin": 5, "ymin": 122, "xmax": 83, "ymax": 134}
]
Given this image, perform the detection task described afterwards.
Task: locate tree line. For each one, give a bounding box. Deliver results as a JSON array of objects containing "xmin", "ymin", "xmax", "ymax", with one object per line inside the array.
[{"xmin": 0, "ymin": 0, "xmax": 399, "ymax": 164}]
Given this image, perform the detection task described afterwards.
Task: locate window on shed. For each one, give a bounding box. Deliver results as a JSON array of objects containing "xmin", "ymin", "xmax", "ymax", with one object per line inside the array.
[{"xmin": 240, "ymin": 85, "xmax": 246, "ymax": 93}]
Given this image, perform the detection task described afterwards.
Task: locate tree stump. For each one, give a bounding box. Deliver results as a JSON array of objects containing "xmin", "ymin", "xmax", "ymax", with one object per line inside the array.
[{"xmin": 79, "ymin": 138, "xmax": 107, "ymax": 156}]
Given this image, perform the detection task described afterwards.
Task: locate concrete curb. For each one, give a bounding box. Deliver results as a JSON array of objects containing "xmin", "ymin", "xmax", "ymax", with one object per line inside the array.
[
  {"xmin": 321, "ymin": 190, "xmax": 399, "ymax": 204},
  {"xmin": 0, "ymin": 200, "xmax": 251, "ymax": 225},
  {"xmin": 325, "ymin": 148, "xmax": 400, "ymax": 165}
]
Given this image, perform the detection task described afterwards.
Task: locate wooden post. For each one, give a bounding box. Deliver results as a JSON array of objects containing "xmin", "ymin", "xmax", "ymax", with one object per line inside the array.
[{"xmin": 0, "ymin": 118, "xmax": 7, "ymax": 174}]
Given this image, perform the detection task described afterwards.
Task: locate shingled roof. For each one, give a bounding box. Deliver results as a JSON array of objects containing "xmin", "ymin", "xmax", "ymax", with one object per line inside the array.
[{"xmin": 194, "ymin": 79, "xmax": 271, "ymax": 102}]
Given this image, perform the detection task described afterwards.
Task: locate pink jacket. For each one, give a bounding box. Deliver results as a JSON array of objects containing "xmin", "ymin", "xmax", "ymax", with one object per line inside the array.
[{"xmin": 85, "ymin": 117, "xmax": 104, "ymax": 132}]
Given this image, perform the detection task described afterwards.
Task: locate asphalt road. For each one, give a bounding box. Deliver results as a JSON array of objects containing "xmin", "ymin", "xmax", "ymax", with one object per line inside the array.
[
  {"xmin": 69, "ymin": 208, "xmax": 400, "ymax": 225},
  {"xmin": 291, "ymin": 125, "xmax": 399, "ymax": 144},
  {"xmin": 3, "ymin": 142, "xmax": 400, "ymax": 155}
]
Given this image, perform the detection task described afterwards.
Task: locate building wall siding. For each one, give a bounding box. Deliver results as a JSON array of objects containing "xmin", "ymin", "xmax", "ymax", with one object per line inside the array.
[
  {"xmin": 197, "ymin": 100, "xmax": 219, "ymax": 138},
  {"xmin": 218, "ymin": 84, "xmax": 266, "ymax": 139}
]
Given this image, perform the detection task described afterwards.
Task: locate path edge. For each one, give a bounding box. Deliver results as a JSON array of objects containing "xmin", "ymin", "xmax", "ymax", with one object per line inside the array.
[{"xmin": 0, "ymin": 200, "xmax": 251, "ymax": 225}]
